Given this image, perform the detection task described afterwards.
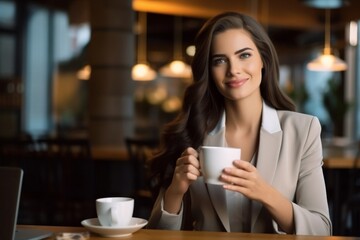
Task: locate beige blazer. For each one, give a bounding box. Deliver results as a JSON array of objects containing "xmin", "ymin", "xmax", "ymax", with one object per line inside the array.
[{"xmin": 148, "ymin": 102, "xmax": 332, "ymax": 236}]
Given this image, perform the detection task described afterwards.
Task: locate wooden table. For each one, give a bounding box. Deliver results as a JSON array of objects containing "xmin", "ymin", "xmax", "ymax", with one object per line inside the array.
[
  {"xmin": 323, "ymin": 156, "xmax": 357, "ymax": 169},
  {"xmin": 17, "ymin": 225, "xmax": 360, "ymax": 240},
  {"xmin": 323, "ymin": 145, "xmax": 358, "ymax": 169},
  {"xmin": 91, "ymin": 146, "xmax": 128, "ymax": 161}
]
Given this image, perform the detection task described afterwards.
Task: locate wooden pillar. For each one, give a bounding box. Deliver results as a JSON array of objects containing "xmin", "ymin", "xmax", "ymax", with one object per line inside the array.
[{"xmin": 88, "ymin": 0, "xmax": 135, "ymax": 148}]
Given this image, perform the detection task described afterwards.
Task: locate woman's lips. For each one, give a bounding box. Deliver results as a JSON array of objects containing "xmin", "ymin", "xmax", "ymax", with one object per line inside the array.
[{"xmin": 225, "ymin": 78, "xmax": 248, "ymax": 88}]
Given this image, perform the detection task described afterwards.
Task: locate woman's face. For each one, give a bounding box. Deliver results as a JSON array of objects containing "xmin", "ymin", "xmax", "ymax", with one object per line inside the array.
[{"xmin": 210, "ymin": 28, "xmax": 263, "ymax": 102}]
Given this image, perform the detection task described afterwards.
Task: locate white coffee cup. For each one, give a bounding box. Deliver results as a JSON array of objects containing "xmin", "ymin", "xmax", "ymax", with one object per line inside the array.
[
  {"xmin": 96, "ymin": 197, "xmax": 134, "ymax": 227},
  {"xmin": 199, "ymin": 146, "xmax": 241, "ymax": 185}
]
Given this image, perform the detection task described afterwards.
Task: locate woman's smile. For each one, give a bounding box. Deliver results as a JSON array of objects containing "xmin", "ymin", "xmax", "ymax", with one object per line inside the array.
[{"xmin": 225, "ymin": 78, "xmax": 248, "ymax": 88}]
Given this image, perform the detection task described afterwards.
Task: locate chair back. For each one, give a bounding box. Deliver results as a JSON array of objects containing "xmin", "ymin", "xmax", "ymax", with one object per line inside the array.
[
  {"xmin": 350, "ymin": 140, "xmax": 360, "ymax": 194},
  {"xmin": 125, "ymin": 137, "xmax": 159, "ymax": 194}
]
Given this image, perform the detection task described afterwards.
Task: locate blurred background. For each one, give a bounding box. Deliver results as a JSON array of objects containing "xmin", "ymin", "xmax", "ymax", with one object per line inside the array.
[{"xmin": 0, "ymin": 0, "xmax": 360, "ymax": 236}]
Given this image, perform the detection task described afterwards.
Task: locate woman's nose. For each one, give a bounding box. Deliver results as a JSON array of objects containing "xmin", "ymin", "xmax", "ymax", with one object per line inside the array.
[{"xmin": 226, "ymin": 60, "xmax": 241, "ymax": 76}]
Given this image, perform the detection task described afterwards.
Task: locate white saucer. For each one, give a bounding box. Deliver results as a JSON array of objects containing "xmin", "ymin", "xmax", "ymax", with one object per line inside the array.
[{"xmin": 81, "ymin": 217, "xmax": 148, "ymax": 237}]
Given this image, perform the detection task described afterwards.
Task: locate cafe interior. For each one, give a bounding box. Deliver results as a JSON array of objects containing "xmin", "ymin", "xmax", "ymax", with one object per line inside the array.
[{"xmin": 1, "ymin": 0, "xmax": 360, "ymax": 237}]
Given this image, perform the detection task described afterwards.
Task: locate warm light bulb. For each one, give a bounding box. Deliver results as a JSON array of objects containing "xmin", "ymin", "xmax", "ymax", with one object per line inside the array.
[
  {"xmin": 319, "ymin": 54, "xmax": 336, "ymax": 67},
  {"xmin": 307, "ymin": 52, "xmax": 347, "ymax": 72},
  {"xmin": 162, "ymin": 96, "xmax": 182, "ymax": 112},
  {"xmin": 133, "ymin": 64, "xmax": 149, "ymax": 78},
  {"xmin": 132, "ymin": 63, "xmax": 157, "ymax": 81},
  {"xmin": 159, "ymin": 60, "xmax": 192, "ymax": 78},
  {"xmin": 169, "ymin": 60, "xmax": 186, "ymax": 74},
  {"xmin": 77, "ymin": 65, "xmax": 91, "ymax": 80},
  {"xmin": 186, "ymin": 45, "xmax": 196, "ymax": 56}
]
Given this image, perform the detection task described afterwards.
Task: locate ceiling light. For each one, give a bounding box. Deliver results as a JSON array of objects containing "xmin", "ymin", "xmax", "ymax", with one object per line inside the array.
[
  {"xmin": 77, "ymin": 65, "xmax": 91, "ymax": 80},
  {"xmin": 132, "ymin": 12, "xmax": 157, "ymax": 81},
  {"xmin": 160, "ymin": 16, "xmax": 192, "ymax": 79},
  {"xmin": 186, "ymin": 45, "xmax": 196, "ymax": 57},
  {"xmin": 302, "ymin": 0, "xmax": 349, "ymax": 9},
  {"xmin": 132, "ymin": 63, "xmax": 157, "ymax": 81},
  {"xmin": 307, "ymin": 49, "xmax": 347, "ymax": 71},
  {"xmin": 307, "ymin": 9, "xmax": 347, "ymax": 72}
]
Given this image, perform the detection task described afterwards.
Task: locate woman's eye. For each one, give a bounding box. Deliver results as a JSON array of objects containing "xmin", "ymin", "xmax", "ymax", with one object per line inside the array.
[
  {"xmin": 240, "ymin": 52, "xmax": 251, "ymax": 59},
  {"xmin": 212, "ymin": 58, "xmax": 227, "ymax": 66}
]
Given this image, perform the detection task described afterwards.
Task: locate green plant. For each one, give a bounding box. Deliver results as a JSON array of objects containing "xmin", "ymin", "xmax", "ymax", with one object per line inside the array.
[{"xmin": 323, "ymin": 78, "xmax": 352, "ymax": 136}]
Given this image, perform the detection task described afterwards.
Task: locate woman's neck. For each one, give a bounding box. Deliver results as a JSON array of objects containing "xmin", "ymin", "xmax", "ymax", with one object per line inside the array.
[
  {"xmin": 224, "ymin": 96, "xmax": 263, "ymax": 161},
  {"xmin": 224, "ymin": 96, "xmax": 263, "ymax": 132}
]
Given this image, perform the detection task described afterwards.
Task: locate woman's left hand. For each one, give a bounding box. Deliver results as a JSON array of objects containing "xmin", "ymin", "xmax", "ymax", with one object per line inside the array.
[
  {"xmin": 220, "ymin": 160, "xmax": 270, "ymax": 203},
  {"xmin": 221, "ymin": 160, "xmax": 295, "ymax": 233}
]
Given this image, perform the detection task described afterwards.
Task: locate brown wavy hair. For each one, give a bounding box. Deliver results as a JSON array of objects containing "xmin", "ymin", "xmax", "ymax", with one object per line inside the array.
[{"xmin": 150, "ymin": 11, "xmax": 295, "ymax": 193}]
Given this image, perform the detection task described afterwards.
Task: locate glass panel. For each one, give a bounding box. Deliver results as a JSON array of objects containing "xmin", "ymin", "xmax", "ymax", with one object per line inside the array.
[
  {"xmin": 304, "ymin": 70, "xmax": 333, "ymax": 136},
  {"xmin": 0, "ymin": 34, "xmax": 15, "ymax": 77},
  {"xmin": 24, "ymin": 6, "xmax": 50, "ymax": 136},
  {"xmin": 0, "ymin": 1, "xmax": 16, "ymax": 28}
]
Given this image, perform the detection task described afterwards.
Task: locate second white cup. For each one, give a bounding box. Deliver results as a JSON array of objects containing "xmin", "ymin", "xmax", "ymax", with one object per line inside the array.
[
  {"xmin": 199, "ymin": 146, "xmax": 241, "ymax": 185},
  {"xmin": 96, "ymin": 197, "xmax": 134, "ymax": 227}
]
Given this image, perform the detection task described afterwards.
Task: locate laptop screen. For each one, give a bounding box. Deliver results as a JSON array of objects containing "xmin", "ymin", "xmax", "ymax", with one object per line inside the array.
[
  {"xmin": 0, "ymin": 167, "xmax": 23, "ymax": 240},
  {"xmin": 0, "ymin": 167, "xmax": 52, "ymax": 240}
]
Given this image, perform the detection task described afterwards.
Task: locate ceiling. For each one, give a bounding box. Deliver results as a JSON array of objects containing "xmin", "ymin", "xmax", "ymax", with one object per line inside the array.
[
  {"xmin": 132, "ymin": 0, "xmax": 360, "ymax": 66},
  {"xmin": 31, "ymin": 0, "xmax": 360, "ymax": 66},
  {"xmin": 133, "ymin": 0, "xmax": 360, "ymax": 30},
  {"xmin": 32, "ymin": 0, "xmax": 360, "ymax": 29}
]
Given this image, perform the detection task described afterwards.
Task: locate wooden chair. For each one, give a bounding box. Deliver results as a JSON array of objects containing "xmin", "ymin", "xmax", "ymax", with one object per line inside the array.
[
  {"xmin": 341, "ymin": 140, "xmax": 360, "ymax": 236},
  {"xmin": 0, "ymin": 135, "xmax": 48, "ymax": 224},
  {"xmin": 125, "ymin": 137, "xmax": 159, "ymax": 219},
  {"xmin": 0, "ymin": 134, "xmax": 35, "ymax": 166},
  {"xmin": 33, "ymin": 137, "xmax": 95, "ymax": 226}
]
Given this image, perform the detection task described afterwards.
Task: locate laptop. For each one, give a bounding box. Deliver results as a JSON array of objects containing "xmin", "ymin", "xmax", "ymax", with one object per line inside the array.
[{"xmin": 0, "ymin": 166, "xmax": 53, "ymax": 240}]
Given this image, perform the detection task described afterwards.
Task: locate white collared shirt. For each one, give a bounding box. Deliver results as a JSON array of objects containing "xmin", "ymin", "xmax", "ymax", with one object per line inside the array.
[{"xmin": 225, "ymin": 152, "xmax": 257, "ymax": 232}]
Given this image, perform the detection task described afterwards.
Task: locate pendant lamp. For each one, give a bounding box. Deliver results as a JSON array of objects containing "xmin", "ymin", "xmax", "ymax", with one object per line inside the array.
[
  {"xmin": 132, "ymin": 12, "xmax": 157, "ymax": 81},
  {"xmin": 77, "ymin": 64, "xmax": 91, "ymax": 80},
  {"xmin": 302, "ymin": 0, "xmax": 349, "ymax": 9},
  {"xmin": 160, "ymin": 16, "xmax": 192, "ymax": 79},
  {"xmin": 307, "ymin": 9, "xmax": 347, "ymax": 71}
]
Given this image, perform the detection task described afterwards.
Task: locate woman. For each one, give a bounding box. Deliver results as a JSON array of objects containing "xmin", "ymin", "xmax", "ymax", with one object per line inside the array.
[{"xmin": 147, "ymin": 12, "xmax": 331, "ymax": 235}]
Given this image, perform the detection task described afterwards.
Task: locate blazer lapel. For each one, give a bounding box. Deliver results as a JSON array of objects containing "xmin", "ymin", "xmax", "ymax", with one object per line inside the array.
[
  {"xmin": 251, "ymin": 103, "xmax": 282, "ymax": 231},
  {"xmin": 203, "ymin": 114, "xmax": 231, "ymax": 232},
  {"xmin": 207, "ymin": 184, "xmax": 230, "ymax": 232}
]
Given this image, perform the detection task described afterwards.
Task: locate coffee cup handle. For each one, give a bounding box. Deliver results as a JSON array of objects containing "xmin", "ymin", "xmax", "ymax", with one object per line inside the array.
[{"xmin": 110, "ymin": 206, "xmax": 120, "ymax": 226}]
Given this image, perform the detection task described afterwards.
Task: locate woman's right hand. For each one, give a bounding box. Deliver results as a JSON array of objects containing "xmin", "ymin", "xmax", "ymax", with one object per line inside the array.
[{"xmin": 163, "ymin": 147, "xmax": 201, "ymax": 214}]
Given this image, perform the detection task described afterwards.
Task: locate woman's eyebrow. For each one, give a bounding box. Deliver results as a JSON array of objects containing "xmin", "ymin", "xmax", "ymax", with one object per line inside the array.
[
  {"xmin": 211, "ymin": 47, "xmax": 254, "ymax": 58},
  {"xmin": 234, "ymin": 47, "xmax": 253, "ymax": 55}
]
